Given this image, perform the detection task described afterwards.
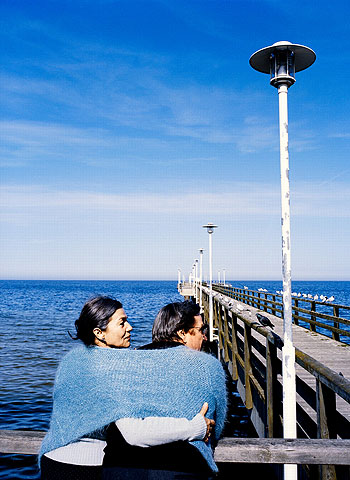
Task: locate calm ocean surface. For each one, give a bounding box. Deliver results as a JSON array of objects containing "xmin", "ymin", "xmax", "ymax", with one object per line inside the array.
[{"xmin": 1, "ymin": 280, "xmax": 349, "ymax": 479}]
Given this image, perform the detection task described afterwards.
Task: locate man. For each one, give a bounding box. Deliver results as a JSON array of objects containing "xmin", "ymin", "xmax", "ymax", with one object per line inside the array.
[{"xmin": 141, "ymin": 301, "xmax": 209, "ymax": 351}]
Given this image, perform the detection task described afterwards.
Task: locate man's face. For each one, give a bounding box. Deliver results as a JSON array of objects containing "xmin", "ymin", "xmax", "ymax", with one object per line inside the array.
[{"xmin": 182, "ymin": 315, "xmax": 206, "ymax": 351}]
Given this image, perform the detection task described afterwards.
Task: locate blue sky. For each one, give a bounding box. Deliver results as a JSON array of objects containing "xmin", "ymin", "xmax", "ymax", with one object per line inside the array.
[{"xmin": 1, "ymin": 0, "xmax": 349, "ymax": 280}]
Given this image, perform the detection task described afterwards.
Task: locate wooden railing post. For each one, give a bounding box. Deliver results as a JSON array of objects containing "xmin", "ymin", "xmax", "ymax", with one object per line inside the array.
[
  {"xmin": 217, "ymin": 302, "xmax": 224, "ymax": 353},
  {"xmin": 222, "ymin": 308, "xmax": 230, "ymax": 364},
  {"xmin": 263, "ymin": 293, "xmax": 268, "ymax": 312},
  {"xmin": 230, "ymin": 314, "xmax": 239, "ymax": 381},
  {"xmin": 244, "ymin": 323, "xmax": 253, "ymax": 410},
  {"xmin": 257, "ymin": 292, "xmax": 261, "ymax": 310},
  {"xmin": 293, "ymin": 298, "xmax": 299, "ymax": 325},
  {"xmin": 266, "ymin": 338, "xmax": 279, "ymax": 438},
  {"xmin": 310, "ymin": 300, "xmax": 317, "ymax": 332},
  {"xmin": 332, "ymin": 306, "xmax": 340, "ymax": 342},
  {"xmin": 272, "ymin": 295, "xmax": 277, "ymax": 316},
  {"xmin": 316, "ymin": 380, "xmax": 337, "ymax": 480}
]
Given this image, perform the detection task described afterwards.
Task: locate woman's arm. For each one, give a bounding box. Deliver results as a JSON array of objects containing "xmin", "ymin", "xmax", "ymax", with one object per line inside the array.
[{"xmin": 115, "ymin": 403, "xmax": 214, "ymax": 447}]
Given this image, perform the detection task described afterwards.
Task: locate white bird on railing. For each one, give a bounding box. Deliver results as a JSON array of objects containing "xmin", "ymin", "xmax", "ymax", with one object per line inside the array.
[
  {"xmin": 326, "ymin": 296, "xmax": 335, "ymax": 303},
  {"xmin": 244, "ymin": 286, "xmax": 248, "ymax": 290},
  {"xmin": 321, "ymin": 296, "xmax": 328, "ymax": 303},
  {"xmin": 302, "ymin": 293, "xmax": 307, "ymax": 298},
  {"xmin": 307, "ymin": 294, "xmax": 313, "ymax": 299},
  {"xmin": 314, "ymin": 295, "xmax": 319, "ymax": 300}
]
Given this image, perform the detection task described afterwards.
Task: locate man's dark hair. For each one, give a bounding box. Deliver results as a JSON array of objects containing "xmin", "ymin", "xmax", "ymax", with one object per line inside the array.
[{"xmin": 152, "ymin": 301, "xmax": 201, "ymax": 343}]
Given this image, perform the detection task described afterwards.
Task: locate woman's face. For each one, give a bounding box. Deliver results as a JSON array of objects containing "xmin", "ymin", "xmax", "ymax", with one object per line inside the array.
[{"xmin": 95, "ymin": 308, "xmax": 133, "ymax": 348}]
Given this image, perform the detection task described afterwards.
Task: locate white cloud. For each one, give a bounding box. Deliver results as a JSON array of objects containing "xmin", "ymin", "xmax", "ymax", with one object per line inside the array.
[{"xmin": 1, "ymin": 182, "xmax": 349, "ymax": 220}]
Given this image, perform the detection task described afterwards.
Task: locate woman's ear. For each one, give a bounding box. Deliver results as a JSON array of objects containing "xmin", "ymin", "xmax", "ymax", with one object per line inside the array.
[{"xmin": 93, "ymin": 327, "xmax": 104, "ymax": 341}]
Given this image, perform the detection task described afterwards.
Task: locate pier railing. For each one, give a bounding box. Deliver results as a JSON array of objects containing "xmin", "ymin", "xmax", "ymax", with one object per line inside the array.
[
  {"xmin": 212, "ymin": 284, "xmax": 350, "ymax": 344},
  {"xmin": 200, "ymin": 286, "xmax": 350, "ymax": 479},
  {"xmin": 1, "ymin": 430, "xmax": 350, "ymax": 468}
]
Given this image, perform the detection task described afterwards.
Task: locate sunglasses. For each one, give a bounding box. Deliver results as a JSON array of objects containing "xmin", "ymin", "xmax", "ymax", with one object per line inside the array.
[{"xmin": 192, "ymin": 324, "xmax": 209, "ymax": 336}]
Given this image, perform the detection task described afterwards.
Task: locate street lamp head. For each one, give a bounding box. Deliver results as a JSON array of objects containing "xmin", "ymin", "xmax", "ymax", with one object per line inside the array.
[
  {"xmin": 202, "ymin": 223, "xmax": 218, "ymax": 234},
  {"xmin": 249, "ymin": 41, "xmax": 316, "ymax": 88},
  {"xmin": 199, "ymin": 248, "xmax": 204, "ymax": 254}
]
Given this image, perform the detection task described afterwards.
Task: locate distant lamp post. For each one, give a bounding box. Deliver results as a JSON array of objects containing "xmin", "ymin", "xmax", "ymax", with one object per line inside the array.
[
  {"xmin": 250, "ymin": 41, "xmax": 315, "ymax": 480},
  {"xmin": 202, "ymin": 223, "xmax": 218, "ymax": 342},
  {"xmin": 223, "ymin": 269, "xmax": 226, "ymax": 286},
  {"xmin": 195, "ymin": 259, "xmax": 199, "ymax": 303},
  {"xmin": 177, "ymin": 268, "xmax": 181, "ymax": 287},
  {"xmin": 218, "ymin": 270, "xmax": 221, "ymax": 284},
  {"xmin": 199, "ymin": 248, "xmax": 204, "ymax": 309}
]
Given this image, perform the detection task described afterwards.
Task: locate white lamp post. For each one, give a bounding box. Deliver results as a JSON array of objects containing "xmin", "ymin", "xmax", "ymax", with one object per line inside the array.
[
  {"xmin": 177, "ymin": 268, "xmax": 181, "ymax": 288},
  {"xmin": 191, "ymin": 263, "xmax": 195, "ymax": 301},
  {"xmin": 218, "ymin": 270, "xmax": 221, "ymax": 284},
  {"xmin": 223, "ymin": 269, "xmax": 226, "ymax": 286},
  {"xmin": 195, "ymin": 259, "xmax": 199, "ymax": 303},
  {"xmin": 199, "ymin": 248, "xmax": 204, "ymax": 309},
  {"xmin": 250, "ymin": 41, "xmax": 315, "ymax": 480},
  {"xmin": 202, "ymin": 223, "xmax": 218, "ymax": 342}
]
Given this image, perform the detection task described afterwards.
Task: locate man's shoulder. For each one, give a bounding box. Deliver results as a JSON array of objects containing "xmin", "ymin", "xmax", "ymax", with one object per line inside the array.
[{"xmin": 174, "ymin": 346, "xmax": 224, "ymax": 370}]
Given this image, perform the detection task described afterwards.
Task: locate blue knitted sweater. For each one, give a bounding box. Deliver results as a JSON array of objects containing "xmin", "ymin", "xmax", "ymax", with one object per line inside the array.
[{"xmin": 40, "ymin": 345, "xmax": 227, "ymax": 472}]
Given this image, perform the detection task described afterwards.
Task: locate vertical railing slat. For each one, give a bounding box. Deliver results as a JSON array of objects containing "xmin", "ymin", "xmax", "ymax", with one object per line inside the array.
[
  {"xmin": 316, "ymin": 380, "xmax": 337, "ymax": 480},
  {"xmin": 266, "ymin": 338, "xmax": 278, "ymax": 438},
  {"xmin": 230, "ymin": 313, "xmax": 239, "ymax": 381},
  {"xmin": 244, "ymin": 323, "xmax": 253, "ymax": 410},
  {"xmin": 332, "ymin": 306, "xmax": 340, "ymax": 342}
]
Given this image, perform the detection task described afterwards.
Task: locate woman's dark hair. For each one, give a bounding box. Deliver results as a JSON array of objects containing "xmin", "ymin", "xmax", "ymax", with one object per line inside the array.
[
  {"xmin": 71, "ymin": 296, "xmax": 123, "ymax": 346},
  {"xmin": 152, "ymin": 301, "xmax": 201, "ymax": 342}
]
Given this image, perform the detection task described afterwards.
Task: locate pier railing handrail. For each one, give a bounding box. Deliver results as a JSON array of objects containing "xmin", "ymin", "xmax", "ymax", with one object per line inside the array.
[
  {"xmin": 212, "ymin": 284, "xmax": 350, "ymax": 343},
  {"xmin": 2, "ymin": 430, "xmax": 350, "ymax": 465}
]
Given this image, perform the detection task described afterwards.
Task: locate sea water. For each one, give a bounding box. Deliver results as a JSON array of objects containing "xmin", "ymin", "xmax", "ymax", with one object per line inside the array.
[{"xmin": 1, "ymin": 280, "xmax": 349, "ymax": 479}]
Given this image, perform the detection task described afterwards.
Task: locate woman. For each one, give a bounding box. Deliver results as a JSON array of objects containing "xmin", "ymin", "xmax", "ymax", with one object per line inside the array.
[{"xmin": 40, "ymin": 297, "xmax": 226, "ymax": 479}]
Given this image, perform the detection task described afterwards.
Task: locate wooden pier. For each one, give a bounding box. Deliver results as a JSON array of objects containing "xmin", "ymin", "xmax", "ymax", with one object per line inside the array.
[{"xmin": 195, "ymin": 283, "xmax": 350, "ymax": 479}]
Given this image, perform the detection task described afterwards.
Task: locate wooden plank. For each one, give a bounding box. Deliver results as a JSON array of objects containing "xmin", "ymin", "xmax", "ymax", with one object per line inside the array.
[
  {"xmin": 214, "ymin": 438, "xmax": 350, "ymax": 465},
  {"xmin": 0, "ymin": 430, "xmax": 45, "ymax": 454},
  {"xmin": 3, "ymin": 430, "xmax": 350, "ymax": 466}
]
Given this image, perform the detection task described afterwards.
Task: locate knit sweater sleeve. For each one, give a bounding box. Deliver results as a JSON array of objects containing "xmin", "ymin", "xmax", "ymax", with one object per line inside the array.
[{"xmin": 116, "ymin": 413, "xmax": 206, "ymax": 447}]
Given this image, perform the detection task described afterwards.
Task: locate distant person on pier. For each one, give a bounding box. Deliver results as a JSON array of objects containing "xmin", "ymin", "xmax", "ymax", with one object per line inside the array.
[
  {"xmin": 103, "ymin": 301, "xmax": 225, "ymax": 479},
  {"xmin": 40, "ymin": 297, "xmax": 226, "ymax": 480}
]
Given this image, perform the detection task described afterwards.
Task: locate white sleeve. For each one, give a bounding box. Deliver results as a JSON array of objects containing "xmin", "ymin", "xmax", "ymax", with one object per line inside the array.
[{"xmin": 115, "ymin": 413, "xmax": 207, "ymax": 447}]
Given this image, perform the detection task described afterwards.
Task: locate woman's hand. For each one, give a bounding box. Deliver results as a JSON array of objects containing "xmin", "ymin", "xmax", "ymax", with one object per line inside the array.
[{"xmin": 199, "ymin": 402, "xmax": 215, "ymax": 442}]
